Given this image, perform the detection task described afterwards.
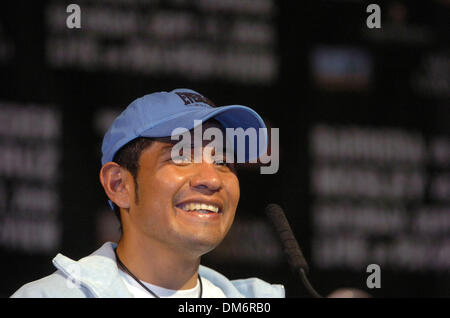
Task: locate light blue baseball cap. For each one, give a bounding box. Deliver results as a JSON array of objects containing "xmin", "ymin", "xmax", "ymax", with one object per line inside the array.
[{"xmin": 101, "ymin": 88, "xmax": 268, "ymax": 165}]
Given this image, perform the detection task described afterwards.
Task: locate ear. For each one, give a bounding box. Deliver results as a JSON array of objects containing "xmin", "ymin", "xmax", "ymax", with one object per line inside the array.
[{"xmin": 99, "ymin": 162, "xmax": 133, "ymax": 210}]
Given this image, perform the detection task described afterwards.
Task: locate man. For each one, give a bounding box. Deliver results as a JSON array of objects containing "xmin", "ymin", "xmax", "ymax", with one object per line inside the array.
[{"xmin": 11, "ymin": 88, "xmax": 284, "ymax": 298}]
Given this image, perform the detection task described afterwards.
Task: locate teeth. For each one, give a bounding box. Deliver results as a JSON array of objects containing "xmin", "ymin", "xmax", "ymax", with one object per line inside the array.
[{"xmin": 178, "ymin": 202, "xmax": 220, "ymax": 213}]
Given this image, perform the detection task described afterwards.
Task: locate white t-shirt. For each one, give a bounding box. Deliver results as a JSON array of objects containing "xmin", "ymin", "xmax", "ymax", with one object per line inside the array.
[{"xmin": 118, "ymin": 269, "xmax": 227, "ymax": 298}]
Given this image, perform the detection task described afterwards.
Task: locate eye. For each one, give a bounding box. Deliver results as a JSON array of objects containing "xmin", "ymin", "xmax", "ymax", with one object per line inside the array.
[
  {"xmin": 171, "ymin": 155, "xmax": 192, "ymax": 165},
  {"xmin": 214, "ymin": 159, "xmax": 236, "ymax": 172},
  {"xmin": 214, "ymin": 159, "xmax": 228, "ymax": 166}
]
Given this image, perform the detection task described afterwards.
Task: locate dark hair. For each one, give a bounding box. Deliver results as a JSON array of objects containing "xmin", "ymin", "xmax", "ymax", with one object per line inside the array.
[{"xmin": 111, "ymin": 137, "xmax": 155, "ymax": 231}]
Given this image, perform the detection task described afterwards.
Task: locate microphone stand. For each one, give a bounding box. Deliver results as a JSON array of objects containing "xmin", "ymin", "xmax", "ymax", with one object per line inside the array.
[{"xmin": 265, "ymin": 203, "xmax": 323, "ymax": 298}]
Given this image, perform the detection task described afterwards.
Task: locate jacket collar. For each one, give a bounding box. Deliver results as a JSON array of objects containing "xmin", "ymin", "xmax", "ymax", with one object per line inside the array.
[
  {"xmin": 52, "ymin": 242, "xmax": 131, "ymax": 297},
  {"xmin": 52, "ymin": 241, "xmax": 245, "ymax": 298}
]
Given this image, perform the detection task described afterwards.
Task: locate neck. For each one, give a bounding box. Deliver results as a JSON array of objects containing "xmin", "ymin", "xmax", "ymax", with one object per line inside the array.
[{"xmin": 115, "ymin": 234, "xmax": 201, "ymax": 290}]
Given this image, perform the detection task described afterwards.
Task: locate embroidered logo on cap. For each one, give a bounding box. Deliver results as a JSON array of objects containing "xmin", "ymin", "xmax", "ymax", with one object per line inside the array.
[{"xmin": 175, "ymin": 92, "xmax": 215, "ymax": 107}]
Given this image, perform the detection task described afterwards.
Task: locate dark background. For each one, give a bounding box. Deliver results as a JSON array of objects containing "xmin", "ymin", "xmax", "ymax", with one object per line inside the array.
[{"xmin": 0, "ymin": 0, "xmax": 449, "ymax": 297}]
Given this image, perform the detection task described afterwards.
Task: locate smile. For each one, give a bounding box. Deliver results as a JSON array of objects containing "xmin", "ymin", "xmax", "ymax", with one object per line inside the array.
[{"xmin": 176, "ymin": 202, "xmax": 221, "ymax": 214}]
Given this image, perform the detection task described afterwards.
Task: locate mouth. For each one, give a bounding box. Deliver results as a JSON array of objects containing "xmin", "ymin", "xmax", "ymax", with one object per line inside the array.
[{"xmin": 176, "ymin": 202, "xmax": 222, "ymax": 215}]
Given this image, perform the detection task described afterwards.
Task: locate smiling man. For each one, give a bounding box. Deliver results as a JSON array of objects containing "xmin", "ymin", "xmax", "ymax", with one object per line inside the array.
[{"xmin": 11, "ymin": 88, "xmax": 284, "ymax": 298}]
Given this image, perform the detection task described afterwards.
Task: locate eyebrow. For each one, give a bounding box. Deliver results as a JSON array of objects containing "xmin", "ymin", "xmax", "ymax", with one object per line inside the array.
[{"xmin": 160, "ymin": 144, "xmax": 175, "ymax": 154}]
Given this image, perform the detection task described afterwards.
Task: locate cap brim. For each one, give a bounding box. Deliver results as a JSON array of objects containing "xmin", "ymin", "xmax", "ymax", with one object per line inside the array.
[{"xmin": 139, "ymin": 105, "xmax": 268, "ymax": 162}]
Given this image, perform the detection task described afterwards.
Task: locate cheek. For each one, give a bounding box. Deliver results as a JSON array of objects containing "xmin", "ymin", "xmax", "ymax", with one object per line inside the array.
[
  {"xmin": 224, "ymin": 174, "xmax": 240, "ymax": 208},
  {"xmin": 134, "ymin": 169, "xmax": 187, "ymax": 229},
  {"xmin": 145, "ymin": 167, "xmax": 187, "ymax": 205}
]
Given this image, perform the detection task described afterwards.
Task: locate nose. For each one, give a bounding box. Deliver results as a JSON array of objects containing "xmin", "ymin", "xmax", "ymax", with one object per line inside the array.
[{"xmin": 189, "ymin": 161, "xmax": 222, "ymax": 193}]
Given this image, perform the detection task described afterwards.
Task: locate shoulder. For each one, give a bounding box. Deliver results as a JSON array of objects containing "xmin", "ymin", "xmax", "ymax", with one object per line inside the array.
[
  {"xmin": 10, "ymin": 270, "xmax": 91, "ymax": 298},
  {"xmin": 199, "ymin": 265, "xmax": 285, "ymax": 298},
  {"xmin": 231, "ymin": 277, "xmax": 285, "ymax": 298}
]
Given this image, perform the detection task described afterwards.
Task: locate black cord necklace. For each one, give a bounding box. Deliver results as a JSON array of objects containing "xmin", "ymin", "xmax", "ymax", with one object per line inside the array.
[{"xmin": 114, "ymin": 248, "xmax": 203, "ymax": 298}]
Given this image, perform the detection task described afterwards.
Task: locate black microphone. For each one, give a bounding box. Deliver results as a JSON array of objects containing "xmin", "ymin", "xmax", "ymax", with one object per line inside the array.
[{"xmin": 265, "ymin": 203, "xmax": 322, "ymax": 298}]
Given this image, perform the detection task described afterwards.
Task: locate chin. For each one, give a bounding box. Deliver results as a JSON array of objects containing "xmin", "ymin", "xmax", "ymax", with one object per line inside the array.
[{"xmin": 182, "ymin": 234, "xmax": 225, "ymax": 256}]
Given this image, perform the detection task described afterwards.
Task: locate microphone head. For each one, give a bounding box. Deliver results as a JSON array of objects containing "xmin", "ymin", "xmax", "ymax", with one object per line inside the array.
[{"xmin": 265, "ymin": 203, "xmax": 309, "ymax": 273}]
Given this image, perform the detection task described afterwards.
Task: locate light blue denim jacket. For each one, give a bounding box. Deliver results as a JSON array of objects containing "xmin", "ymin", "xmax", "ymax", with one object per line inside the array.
[{"xmin": 11, "ymin": 242, "xmax": 285, "ymax": 298}]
